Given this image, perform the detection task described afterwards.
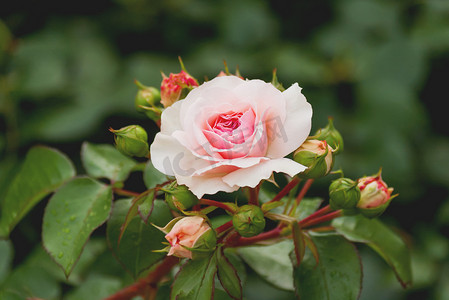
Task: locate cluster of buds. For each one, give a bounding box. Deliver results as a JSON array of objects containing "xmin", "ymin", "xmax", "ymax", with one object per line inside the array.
[{"xmin": 329, "ymin": 169, "xmax": 396, "ymax": 218}]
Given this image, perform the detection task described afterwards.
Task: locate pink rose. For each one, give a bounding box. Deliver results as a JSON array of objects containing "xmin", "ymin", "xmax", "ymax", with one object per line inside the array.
[
  {"xmin": 357, "ymin": 172, "xmax": 394, "ymax": 209},
  {"xmin": 165, "ymin": 216, "xmax": 211, "ymax": 259},
  {"xmin": 150, "ymin": 76, "xmax": 313, "ymax": 198}
]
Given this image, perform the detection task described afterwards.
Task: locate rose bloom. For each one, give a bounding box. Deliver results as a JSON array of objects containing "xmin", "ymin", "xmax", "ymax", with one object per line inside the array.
[
  {"xmin": 165, "ymin": 216, "xmax": 210, "ymax": 259},
  {"xmin": 151, "ymin": 76, "xmax": 313, "ymax": 198}
]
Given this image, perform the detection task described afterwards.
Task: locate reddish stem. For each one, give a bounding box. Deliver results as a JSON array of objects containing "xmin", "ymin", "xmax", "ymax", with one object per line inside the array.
[
  {"xmin": 199, "ymin": 198, "xmax": 236, "ymax": 213},
  {"xmin": 216, "ymin": 220, "xmax": 233, "ymax": 234},
  {"xmin": 112, "ymin": 188, "xmax": 141, "ymax": 197},
  {"xmin": 268, "ymin": 177, "xmax": 301, "ymax": 203},
  {"xmin": 299, "ymin": 204, "xmax": 331, "ymax": 225},
  {"xmin": 105, "ymin": 256, "xmax": 179, "ymax": 300},
  {"xmin": 299, "ymin": 210, "xmax": 342, "ymax": 228},
  {"xmin": 295, "ymin": 178, "xmax": 314, "ymax": 206},
  {"xmin": 248, "ymin": 185, "xmax": 260, "ymax": 206},
  {"xmin": 229, "ymin": 227, "xmax": 282, "ymax": 247}
]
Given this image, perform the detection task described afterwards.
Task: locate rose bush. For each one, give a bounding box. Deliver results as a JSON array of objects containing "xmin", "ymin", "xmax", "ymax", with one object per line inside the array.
[{"xmin": 150, "ymin": 75, "xmax": 313, "ymax": 197}]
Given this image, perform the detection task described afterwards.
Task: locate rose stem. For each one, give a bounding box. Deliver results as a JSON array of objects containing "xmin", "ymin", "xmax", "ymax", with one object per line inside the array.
[
  {"xmin": 295, "ymin": 178, "xmax": 314, "ymax": 205},
  {"xmin": 216, "ymin": 220, "xmax": 233, "ymax": 234},
  {"xmin": 287, "ymin": 178, "xmax": 314, "ymax": 215},
  {"xmin": 104, "ymin": 256, "xmax": 179, "ymax": 300},
  {"xmin": 299, "ymin": 204, "xmax": 332, "ymax": 225},
  {"xmin": 229, "ymin": 227, "xmax": 282, "ymax": 247},
  {"xmin": 199, "ymin": 198, "xmax": 236, "ymax": 213},
  {"xmin": 267, "ymin": 177, "xmax": 301, "ymax": 204},
  {"xmin": 112, "ymin": 188, "xmax": 141, "ymax": 197},
  {"xmin": 248, "ymin": 185, "xmax": 260, "ymax": 206},
  {"xmin": 299, "ymin": 210, "xmax": 342, "ymax": 228}
]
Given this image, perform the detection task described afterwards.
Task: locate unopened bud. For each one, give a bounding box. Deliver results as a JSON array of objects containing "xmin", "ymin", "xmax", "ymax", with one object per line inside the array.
[
  {"xmin": 164, "ymin": 183, "xmax": 198, "ymax": 211},
  {"xmin": 135, "ymin": 83, "xmax": 161, "ymax": 111},
  {"xmin": 110, "ymin": 125, "xmax": 149, "ymax": 157},
  {"xmin": 164, "ymin": 216, "xmax": 216, "ymax": 259},
  {"xmin": 160, "ymin": 70, "xmax": 198, "ymax": 108},
  {"xmin": 312, "ymin": 118, "xmax": 343, "ymax": 154},
  {"xmin": 329, "ymin": 177, "xmax": 361, "ymax": 210},
  {"xmin": 233, "ymin": 205, "xmax": 265, "ymax": 237},
  {"xmin": 357, "ymin": 169, "xmax": 396, "ymax": 218},
  {"xmin": 294, "ymin": 139, "xmax": 335, "ymax": 179}
]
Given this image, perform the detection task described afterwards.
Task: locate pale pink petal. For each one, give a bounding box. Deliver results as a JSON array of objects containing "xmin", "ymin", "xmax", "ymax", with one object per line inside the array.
[
  {"xmin": 150, "ymin": 133, "xmax": 211, "ymax": 177},
  {"xmin": 176, "ymin": 174, "xmax": 239, "ymax": 198},
  {"xmin": 159, "ymin": 100, "xmax": 183, "ymax": 135},
  {"xmin": 266, "ymin": 83, "xmax": 312, "ymax": 158},
  {"xmin": 222, "ymin": 158, "xmax": 307, "ymax": 188}
]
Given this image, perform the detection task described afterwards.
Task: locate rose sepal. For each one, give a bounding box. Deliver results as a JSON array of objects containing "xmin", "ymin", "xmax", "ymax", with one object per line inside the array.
[{"xmin": 358, "ymin": 193, "xmax": 398, "ymax": 218}]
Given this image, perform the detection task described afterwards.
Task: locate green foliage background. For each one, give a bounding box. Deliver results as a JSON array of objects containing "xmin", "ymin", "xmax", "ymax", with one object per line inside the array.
[{"xmin": 1, "ymin": 0, "xmax": 449, "ymax": 299}]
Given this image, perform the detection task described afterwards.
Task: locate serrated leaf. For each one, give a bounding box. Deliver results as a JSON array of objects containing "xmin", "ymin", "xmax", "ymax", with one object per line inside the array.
[
  {"xmin": 118, "ymin": 190, "xmax": 154, "ymax": 243},
  {"xmin": 292, "ymin": 232, "xmax": 362, "ymax": 300},
  {"xmin": 239, "ymin": 240, "xmax": 294, "ymax": 291},
  {"xmin": 107, "ymin": 198, "xmax": 172, "ymax": 278},
  {"xmin": 81, "ymin": 142, "xmax": 137, "ymax": 182},
  {"xmin": 42, "ymin": 177, "xmax": 112, "ymax": 277},
  {"xmin": 143, "ymin": 160, "xmax": 168, "ymax": 188},
  {"xmin": 0, "ymin": 146, "xmax": 75, "ymax": 238},
  {"xmin": 216, "ymin": 247, "xmax": 243, "ymax": 300},
  {"xmin": 171, "ymin": 254, "xmax": 217, "ymax": 300},
  {"xmin": 291, "ymin": 222, "xmax": 305, "ymax": 267},
  {"xmin": 332, "ymin": 215, "xmax": 412, "ymax": 287}
]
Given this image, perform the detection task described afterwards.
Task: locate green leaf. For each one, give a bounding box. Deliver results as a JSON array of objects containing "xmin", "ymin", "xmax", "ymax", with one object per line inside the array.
[
  {"xmin": 81, "ymin": 142, "xmax": 137, "ymax": 182},
  {"xmin": 107, "ymin": 198, "xmax": 172, "ymax": 278},
  {"xmin": 238, "ymin": 240, "xmax": 294, "ymax": 291},
  {"xmin": 216, "ymin": 247, "xmax": 243, "ymax": 300},
  {"xmin": 65, "ymin": 274, "xmax": 122, "ymax": 300},
  {"xmin": 332, "ymin": 215, "xmax": 412, "ymax": 287},
  {"xmin": 292, "ymin": 232, "xmax": 362, "ymax": 300},
  {"xmin": 0, "ymin": 146, "xmax": 75, "ymax": 238},
  {"xmin": 0, "ymin": 240, "xmax": 13, "ymax": 283},
  {"xmin": 143, "ymin": 160, "xmax": 168, "ymax": 189},
  {"xmin": 42, "ymin": 177, "xmax": 112, "ymax": 277},
  {"xmin": 171, "ymin": 254, "xmax": 217, "ymax": 300}
]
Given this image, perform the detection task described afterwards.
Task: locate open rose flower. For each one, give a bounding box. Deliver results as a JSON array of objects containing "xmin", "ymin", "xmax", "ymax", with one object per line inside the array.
[{"xmin": 150, "ymin": 76, "xmax": 313, "ymax": 198}]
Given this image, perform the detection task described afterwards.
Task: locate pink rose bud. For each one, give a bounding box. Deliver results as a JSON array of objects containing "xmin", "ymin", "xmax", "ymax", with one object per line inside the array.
[
  {"xmin": 356, "ymin": 169, "xmax": 396, "ymax": 218},
  {"xmin": 294, "ymin": 139, "xmax": 335, "ymax": 179},
  {"xmin": 164, "ymin": 216, "xmax": 215, "ymax": 259},
  {"xmin": 160, "ymin": 70, "xmax": 198, "ymax": 108}
]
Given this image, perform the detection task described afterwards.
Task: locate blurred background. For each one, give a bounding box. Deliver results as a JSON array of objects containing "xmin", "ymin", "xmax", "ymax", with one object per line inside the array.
[{"xmin": 1, "ymin": 0, "xmax": 449, "ymax": 299}]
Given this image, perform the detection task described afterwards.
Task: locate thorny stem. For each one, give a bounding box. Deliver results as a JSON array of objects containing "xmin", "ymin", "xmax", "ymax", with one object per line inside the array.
[
  {"xmin": 299, "ymin": 204, "xmax": 332, "ymax": 225},
  {"xmin": 216, "ymin": 220, "xmax": 234, "ymax": 235},
  {"xmin": 105, "ymin": 256, "xmax": 179, "ymax": 300},
  {"xmin": 227, "ymin": 227, "xmax": 283, "ymax": 247},
  {"xmin": 248, "ymin": 184, "xmax": 260, "ymax": 206},
  {"xmin": 295, "ymin": 178, "xmax": 314, "ymax": 206},
  {"xmin": 267, "ymin": 177, "xmax": 301, "ymax": 204}
]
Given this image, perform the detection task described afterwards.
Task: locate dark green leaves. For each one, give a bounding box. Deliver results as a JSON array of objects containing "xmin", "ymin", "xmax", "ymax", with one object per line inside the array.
[
  {"xmin": 216, "ymin": 247, "xmax": 243, "ymax": 300},
  {"xmin": 292, "ymin": 232, "xmax": 362, "ymax": 300},
  {"xmin": 332, "ymin": 215, "xmax": 412, "ymax": 287},
  {"xmin": 107, "ymin": 198, "xmax": 172, "ymax": 278},
  {"xmin": 143, "ymin": 160, "xmax": 168, "ymax": 188},
  {"xmin": 42, "ymin": 177, "xmax": 112, "ymax": 277},
  {"xmin": 81, "ymin": 142, "xmax": 137, "ymax": 182},
  {"xmin": 171, "ymin": 254, "xmax": 217, "ymax": 300},
  {"xmin": 0, "ymin": 146, "xmax": 75, "ymax": 238}
]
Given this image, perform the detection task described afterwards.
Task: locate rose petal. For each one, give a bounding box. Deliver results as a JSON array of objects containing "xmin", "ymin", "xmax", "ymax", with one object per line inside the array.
[
  {"xmin": 159, "ymin": 100, "xmax": 183, "ymax": 135},
  {"xmin": 177, "ymin": 174, "xmax": 239, "ymax": 198},
  {"xmin": 266, "ymin": 83, "xmax": 312, "ymax": 158},
  {"xmin": 222, "ymin": 158, "xmax": 307, "ymax": 188}
]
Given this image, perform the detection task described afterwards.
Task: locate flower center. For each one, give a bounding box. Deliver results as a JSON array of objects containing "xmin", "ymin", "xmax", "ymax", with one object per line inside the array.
[{"xmin": 212, "ymin": 111, "xmax": 243, "ymax": 133}]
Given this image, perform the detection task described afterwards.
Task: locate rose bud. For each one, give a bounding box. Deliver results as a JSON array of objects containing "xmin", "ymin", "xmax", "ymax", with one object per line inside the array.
[
  {"xmin": 164, "ymin": 216, "xmax": 216, "ymax": 259},
  {"xmin": 233, "ymin": 205, "xmax": 266, "ymax": 237},
  {"xmin": 294, "ymin": 139, "xmax": 335, "ymax": 179},
  {"xmin": 329, "ymin": 177, "xmax": 361, "ymax": 210},
  {"xmin": 134, "ymin": 80, "xmax": 161, "ymax": 111},
  {"xmin": 160, "ymin": 70, "xmax": 198, "ymax": 108},
  {"xmin": 311, "ymin": 118, "xmax": 344, "ymax": 154},
  {"xmin": 163, "ymin": 183, "xmax": 199, "ymax": 211},
  {"xmin": 356, "ymin": 169, "xmax": 397, "ymax": 218},
  {"xmin": 109, "ymin": 125, "xmax": 149, "ymax": 157}
]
